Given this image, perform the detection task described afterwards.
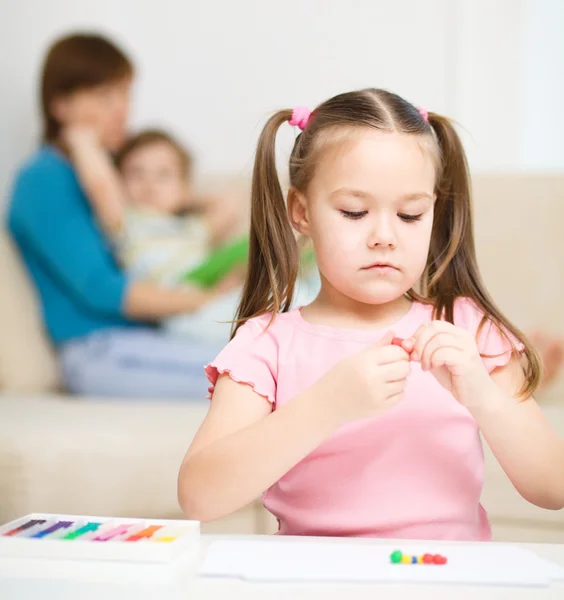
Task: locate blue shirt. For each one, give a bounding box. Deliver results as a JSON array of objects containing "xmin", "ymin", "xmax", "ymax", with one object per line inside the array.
[{"xmin": 7, "ymin": 145, "xmax": 135, "ymax": 345}]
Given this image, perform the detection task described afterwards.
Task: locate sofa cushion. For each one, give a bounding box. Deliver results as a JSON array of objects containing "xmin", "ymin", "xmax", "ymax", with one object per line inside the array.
[
  {"xmin": 472, "ymin": 175, "xmax": 564, "ymax": 403},
  {"xmin": 0, "ymin": 229, "xmax": 59, "ymax": 392},
  {"xmin": 0, "ymin": 395, "xmax": 208, "ymax": 522}
]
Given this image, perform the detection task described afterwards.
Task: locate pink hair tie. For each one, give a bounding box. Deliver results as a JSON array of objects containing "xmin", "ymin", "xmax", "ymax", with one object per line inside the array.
[
  {"xmin": 417, "ymin": 107, "xmax": 429, "ymax": 122},
  {"xmin": 289, "ymin": 106, "xmax": 311, "ymax": 131}
]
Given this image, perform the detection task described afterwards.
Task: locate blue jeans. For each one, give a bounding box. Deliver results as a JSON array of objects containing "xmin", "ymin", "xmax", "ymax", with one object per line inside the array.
[
  {"xmin": 59, "ymin": 328, "xmax": 221, "ymax": 399},
  {"xmin": 60, "ymin": 271, "xmax": 321, "ymax": 399}
]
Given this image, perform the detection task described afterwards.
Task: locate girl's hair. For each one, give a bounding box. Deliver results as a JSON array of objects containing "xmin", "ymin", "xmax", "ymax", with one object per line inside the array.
[
  {"xmin": 115, "ymin": 129, "xmax": 193, "ymax": 178},
  {"xmin": 234, "ymin": 88, "xmax": 540, "ymax": 397},
  {"xmin": 41, "ymin": 33, "xmax": 133, "ymax": 143}
]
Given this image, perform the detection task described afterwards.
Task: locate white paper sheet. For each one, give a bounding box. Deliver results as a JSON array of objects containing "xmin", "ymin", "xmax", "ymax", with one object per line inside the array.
[{"xmin": 200, "ymin": 540, "xmax": 564, "ymax": 587}]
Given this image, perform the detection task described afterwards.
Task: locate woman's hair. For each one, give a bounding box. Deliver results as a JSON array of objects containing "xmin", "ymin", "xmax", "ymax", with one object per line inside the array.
[
  {"xmin": 234, "ymin": 88, "xmax": 541, "ymax": 397},
  {"xmin": 115, "ymin": 129, "xmax": 193, "ymax": 178},
  {"xmin": 41, "ymin": 33, "xmax": 134, "ymax": 142}
]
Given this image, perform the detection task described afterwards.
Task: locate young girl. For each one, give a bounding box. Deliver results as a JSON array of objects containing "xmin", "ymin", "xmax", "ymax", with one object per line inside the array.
[
  {"xmin": 63, "ymin": 127, "xmax": 254, "ymax": 339},
  {"xmin": 66, "ymin": 127, "xmax": 248, "ymax": 281},
  {"xmin": 177, "ymin": 89, "xmax": 564, "ymax": 540},
  {"xmin": 65, "ymin": 128, "xmax": 319, "ymax": 342}
]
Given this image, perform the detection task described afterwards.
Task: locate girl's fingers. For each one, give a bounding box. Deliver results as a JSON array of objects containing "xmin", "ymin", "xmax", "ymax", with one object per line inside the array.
[
  {"xmin": 419, "ymin": 333, "xmax": 462, "ymax": 371},
  {"xmin": 427, "ymin": 346, "xmax": 460, "ymax": 372},
  {"xmin": 384, "ymin": 359, "xmax": 411, "ymax": 382},
  {"xmin": 385, "ymin": 378, "xmax": 408, "ymax": 398}
]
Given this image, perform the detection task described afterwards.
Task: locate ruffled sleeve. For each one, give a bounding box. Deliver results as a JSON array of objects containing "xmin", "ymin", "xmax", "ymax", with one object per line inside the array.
[
  {"xmin": 453, "ymin": 297, "xmax": 525, "ymax": 373},
  {"xmin": 204, "ymin": 315, "xmax": 278, "ymax": 403}
]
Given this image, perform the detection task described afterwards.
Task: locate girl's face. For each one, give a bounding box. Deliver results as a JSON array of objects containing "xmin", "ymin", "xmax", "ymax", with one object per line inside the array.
[
  {"xmin": 290, "ymin": 129, "xmax": 436, "ymax": 308},
  {"xmin": 120, "ymin": 142, "xmax": 189, "ymax": 213}
]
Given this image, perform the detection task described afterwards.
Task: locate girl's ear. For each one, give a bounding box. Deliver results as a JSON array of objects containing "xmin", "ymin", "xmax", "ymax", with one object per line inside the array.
[{"xmin": 287, "ymin": 188, "xmax": 310, "ymax": 236}]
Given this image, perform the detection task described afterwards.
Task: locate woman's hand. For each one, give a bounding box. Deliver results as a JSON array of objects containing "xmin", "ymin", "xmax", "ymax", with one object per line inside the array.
[{"xmin": 61, "ymin": 124, "xmax": 100, "ymax": 150}]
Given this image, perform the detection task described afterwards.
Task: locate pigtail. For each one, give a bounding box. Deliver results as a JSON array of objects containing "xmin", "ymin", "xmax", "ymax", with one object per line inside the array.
[
  {"xmin": 232, "ymin": 110, "xmax": 300, "ymax": 337},
  {"xmin": 420, "ymin": 113, "xmax": 475, "ymax": 316},
  {"xmin": 418, "ymin": 113, "xmax": 541, "ymax": 397}
]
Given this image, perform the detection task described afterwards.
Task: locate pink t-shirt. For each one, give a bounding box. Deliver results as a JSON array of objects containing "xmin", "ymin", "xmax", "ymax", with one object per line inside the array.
[{"xmin": 205, "ymin": 298, "xmax": 521, "ymax": 541}]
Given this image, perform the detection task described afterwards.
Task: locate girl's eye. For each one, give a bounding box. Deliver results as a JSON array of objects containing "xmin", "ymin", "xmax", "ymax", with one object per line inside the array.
[
  {"xmin": 340, "ymin": 210, "xmax": 368, "ymax": 220},
  {"xmin": 398, "ymin": 213, "xmax": 423, "ymax": 223}
]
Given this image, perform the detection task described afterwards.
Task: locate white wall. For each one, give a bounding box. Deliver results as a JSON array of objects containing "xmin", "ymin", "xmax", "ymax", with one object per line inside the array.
[
  {"xmin": 0, "ymin": 0, "xmax": 562, "ymax": 206},
  {"xmin": 520, "ymin": 0, "xmax": 564, "ymax": 170}
]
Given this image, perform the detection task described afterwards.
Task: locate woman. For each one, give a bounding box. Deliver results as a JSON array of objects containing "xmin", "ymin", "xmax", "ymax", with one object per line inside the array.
[{"xmin": 7, "ymin": 33, "xmax": 235, "ymax": 398}]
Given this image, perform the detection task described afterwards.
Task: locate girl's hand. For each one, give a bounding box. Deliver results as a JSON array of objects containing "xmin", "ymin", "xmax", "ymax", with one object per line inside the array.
[
  {"xmin": 314, "ymin": 331, "xmax": 411, "ymax": 424},
  {"xmin": 404, "ymin": 321, "xmax": 494, "ymax": 408}
]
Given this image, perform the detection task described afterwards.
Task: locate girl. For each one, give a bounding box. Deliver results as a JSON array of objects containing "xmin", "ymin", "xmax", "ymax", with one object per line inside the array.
[
  {"xmin": 64, "ymin": 127, "xmax": 248, "ymax": 290},
  {"xmin": 64, "ymin": 126, "xmax": 252, "ymax": 343},
  {"xmin": 177, "ymin": 89, "xmax": 564, "ymax": 540},
  {"xmin": 65, "ymin": 127, "xmax": 319, "ymax": 342}
]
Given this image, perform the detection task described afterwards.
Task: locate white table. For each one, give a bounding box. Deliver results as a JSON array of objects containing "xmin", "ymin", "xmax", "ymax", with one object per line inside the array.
[{"xmin": 2, "ymin": 534, "xmax": 564, "ymax": 599}]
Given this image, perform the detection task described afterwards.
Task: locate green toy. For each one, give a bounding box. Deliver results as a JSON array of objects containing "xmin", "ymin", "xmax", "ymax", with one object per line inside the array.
[
  {"xmin": 182, "ymin": 236, "xmax": 317, "ymax": 289},
  {"xmin": 182, "ymin": 236, "xmax": 249, "ymax": 289}
]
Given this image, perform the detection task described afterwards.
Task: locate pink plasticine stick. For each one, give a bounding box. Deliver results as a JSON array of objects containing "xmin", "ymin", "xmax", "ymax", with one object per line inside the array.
[{"xmin": 93, "ymin": 524, "xmax": 134, "ymax": 541}]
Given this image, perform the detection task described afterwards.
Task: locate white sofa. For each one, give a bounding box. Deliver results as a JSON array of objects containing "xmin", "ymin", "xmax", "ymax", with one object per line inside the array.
[{"xmin": 0, "ymin": 174, "xmax": 563, "ymax": 541}]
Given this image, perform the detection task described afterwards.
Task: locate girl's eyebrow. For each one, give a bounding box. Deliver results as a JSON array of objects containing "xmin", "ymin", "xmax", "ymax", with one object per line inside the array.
[
  {"xmin": 330, "ymin": 188, "xmax": 433, "ymax": 202},
  {"xmin": 330, "ymin": 188, "xmax": 373, "ymax": 200},
  {"xmin": 402, "ymin": 193, "xmax": 433, "ymax": 202}
]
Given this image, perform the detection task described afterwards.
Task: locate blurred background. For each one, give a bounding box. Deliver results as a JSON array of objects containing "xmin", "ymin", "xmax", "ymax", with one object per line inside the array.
[
  {"xmin": 1, "ymin": 0, "xmax": 563, "ymax": 197},
  {"xmin": 0, "ymin": 0, "xmax": 563, "ymax": 542}
]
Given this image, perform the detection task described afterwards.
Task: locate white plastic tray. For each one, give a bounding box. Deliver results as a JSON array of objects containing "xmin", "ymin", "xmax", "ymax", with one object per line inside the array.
[{"xmin": 0, "ymin": 512, "xmax": 200, "ymax": 563}]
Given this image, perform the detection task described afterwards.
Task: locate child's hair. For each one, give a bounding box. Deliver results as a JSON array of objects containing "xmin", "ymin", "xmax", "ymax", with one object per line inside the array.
[
  {"xmin": 116, "ymin": 129, "xmax": 193, "ymax": 178},
  {"xmin": 234, "ymin": 88, "xmax": 541, "ymax": 397},
  {"xmin": 41, "ymin": 33, "xmax": 133, "ymax": 143}
]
